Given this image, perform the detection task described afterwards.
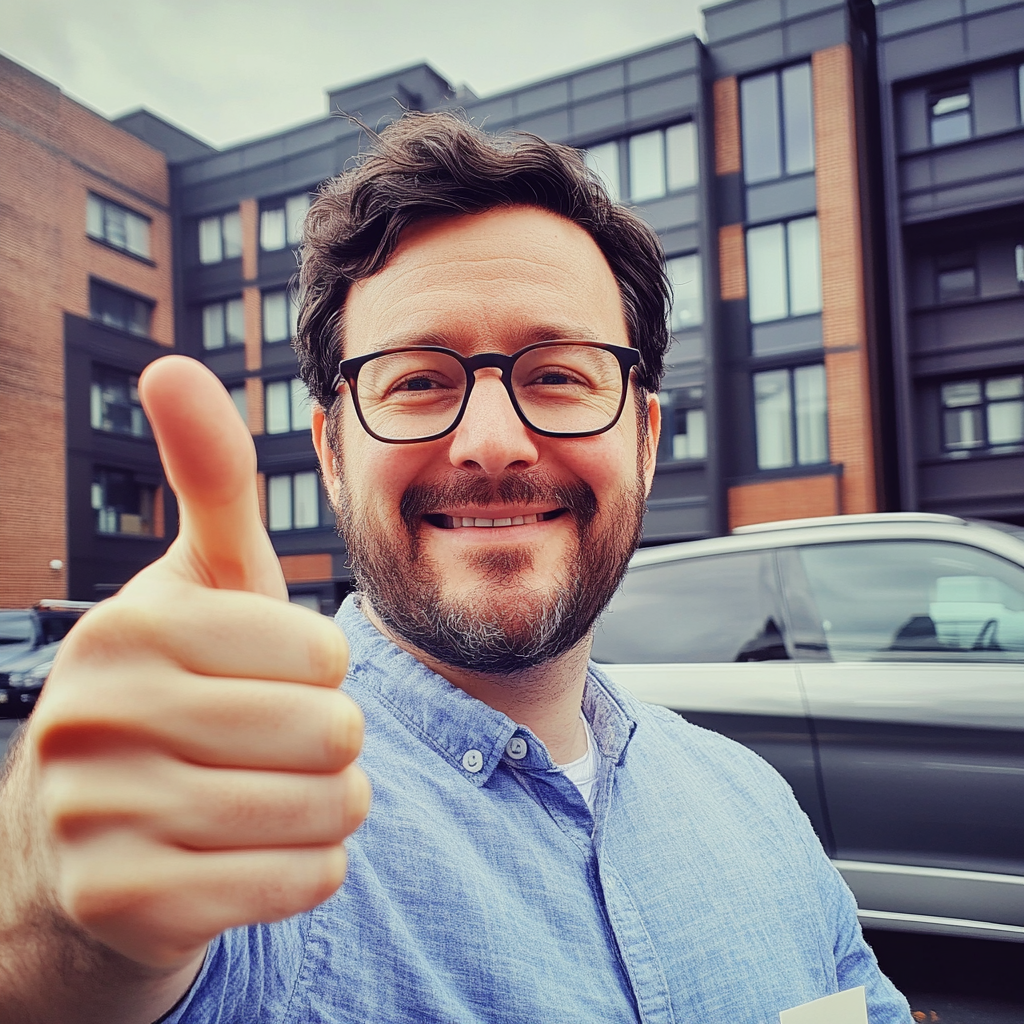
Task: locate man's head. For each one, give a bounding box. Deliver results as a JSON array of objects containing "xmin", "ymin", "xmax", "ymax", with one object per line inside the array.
[{"xmin": 296, "ymin": 113, "xmax": 671, "ymax": 674}]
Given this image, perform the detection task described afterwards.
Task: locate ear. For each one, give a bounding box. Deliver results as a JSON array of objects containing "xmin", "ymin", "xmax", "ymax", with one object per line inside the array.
[
  {"xmin": 312, "ymin": 405, "xmax": 341, "ymax": 504},
  {"xmin": 641, "ymin": 393, "xmax": 661, "ymax": 498}
]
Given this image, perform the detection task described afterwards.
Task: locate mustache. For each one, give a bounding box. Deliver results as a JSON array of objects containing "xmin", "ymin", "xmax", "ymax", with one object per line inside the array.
[{"xmin": 399, "ymin": 473, "xmax": 598, "ymax": 532}]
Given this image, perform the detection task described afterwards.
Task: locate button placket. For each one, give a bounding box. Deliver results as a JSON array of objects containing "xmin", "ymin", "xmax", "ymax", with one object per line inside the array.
[{"xmin": 461, "ymin": 749, "xmax": 484, "ymax": 773}]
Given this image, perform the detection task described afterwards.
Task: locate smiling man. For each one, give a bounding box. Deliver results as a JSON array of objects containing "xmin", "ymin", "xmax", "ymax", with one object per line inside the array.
[{"xmin": 0, "ymin": 114, "xmax": 910, "ymax": 1024}]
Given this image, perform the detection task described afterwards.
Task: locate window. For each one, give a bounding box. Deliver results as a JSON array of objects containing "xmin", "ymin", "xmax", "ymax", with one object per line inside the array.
[
  {"xmin": 666, "ymin": 254, "xmax": 703, "ymax": 331},
  {"xmin": 754, "ymin": 364, "xmax": 828, "ymax": 470},
  {"xmin": 584, "ymin": 142, "xmax": 621, "ymax": 202},
  {"xmin": 658, "ymin": 386, "xmax": 706, "ymax": 462},
  {"xmin": 260, "ymin": 193, "xmax": 310, "ymax": 251},
  {"xmin": 198, "ymin": 210, "xmax": 242, "ymax": 264},
  {"xmin": 929, "ymin": 88, "xmax": 971, "ymax": 146},
  {"xmin": 202, "ymin": 298, "xmax": 245, "ymax": 350},
  {"xmin": 265, "ymin": 379, "xmax": 312, "ymax": 435},
  {"xmin": 267, "ymin": 471, "xmax": 320, "ymax": 531},
  {"xmin": 229, "ymin": 384, "xmax": 248, "ymax": 424},
  {"xmin": 627, "ymin": 122, "xmax": 698, "ymax": 202},
  {"xmin": 1019, "ymin": 66, "xmax": 1024, "ymax": 123},
  {"xmin": 92, "ymin": 468, "xmax": 158, "ymax": 536},
  {"xmin": 86, "ymin": 194, "xmax": 150, "ymax": 259},
  {"xmin": 90, "ymin": 281, "xmax": 152, "ymax": 337},
  {"xmin": 1014, "ymin": 243, "xmax": 1024, "ymax": 286},
  {"xmin": 740, "ymin": 63, "xmax": 814, "ymax": 184},
  {"xmin": 90, "ymin": 366, "xmax": 149, "ymax": 438},
  {"xmin": 591, "ymin": 550, "xmax": 788, "ymax": 664},
  {"xmin": 263, "ymin": 290, "xmax": 299, "ymax": 344},
  {"xmin": 746, "ymin": 216, "xmax": 821, "ymax": 324},
  {"xmin": 942, "ymin": 375, "xmax": 1024, "ymax": 454},
  {"xmin": 797, "ymin": 541, "xmax": 1024, "ymax": 662}
]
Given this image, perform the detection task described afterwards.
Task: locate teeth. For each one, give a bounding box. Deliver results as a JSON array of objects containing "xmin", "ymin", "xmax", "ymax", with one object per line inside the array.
[
  {"xmin": 445, "ymin": 513, "xmax": 542, "ymax": 529},
  {"xmin": 511, "ymin": 516, "xmax": 524, "ymax": 526}
]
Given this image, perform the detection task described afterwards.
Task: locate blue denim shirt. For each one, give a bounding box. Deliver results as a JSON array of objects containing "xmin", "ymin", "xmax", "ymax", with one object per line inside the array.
[{"xmin": 166, "ymin": 596, "xmax": 911, "ymax": 1024}]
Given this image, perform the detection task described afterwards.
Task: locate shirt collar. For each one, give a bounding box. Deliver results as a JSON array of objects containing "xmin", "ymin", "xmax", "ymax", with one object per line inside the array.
[{"xmin": 337, "ymin": 595, "xmax": 637, "ymax": 785}]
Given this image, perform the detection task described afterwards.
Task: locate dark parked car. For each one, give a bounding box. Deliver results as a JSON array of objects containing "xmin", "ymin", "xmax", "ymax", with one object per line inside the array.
[
  {"xmin": 0, "ymin": 601, "xmax": 92, "ymax": 718},
  {"xmin": 592, "ymin": 513, "xmax": 1024, "ymax": 943}
]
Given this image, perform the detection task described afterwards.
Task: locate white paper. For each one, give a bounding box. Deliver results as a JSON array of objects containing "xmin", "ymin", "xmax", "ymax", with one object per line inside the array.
[{"xmin": 779, "ymin": 986, "xmax": 868, "ymax": 1024}]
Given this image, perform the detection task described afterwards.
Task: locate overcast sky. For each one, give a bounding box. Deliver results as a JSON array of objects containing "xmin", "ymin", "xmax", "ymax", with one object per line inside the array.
[{"xmin": 1, "ymin": 0, "xmax": 709, "ymax": 149}]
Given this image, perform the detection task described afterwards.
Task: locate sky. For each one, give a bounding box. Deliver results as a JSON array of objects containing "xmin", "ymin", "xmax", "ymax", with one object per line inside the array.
[{"xmin": 1, "ymin": 0, "xmax": 709, "ymax": 149}]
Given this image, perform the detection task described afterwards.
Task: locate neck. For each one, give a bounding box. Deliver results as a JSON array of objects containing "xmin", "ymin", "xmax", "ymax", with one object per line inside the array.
[{"xmin": 361, "ymin": 597, "xmax": 591, "ymax": 764}]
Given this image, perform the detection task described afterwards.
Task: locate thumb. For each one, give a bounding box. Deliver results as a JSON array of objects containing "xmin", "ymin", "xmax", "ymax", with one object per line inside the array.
[{"xmin": 139, "ymin": 355, "xmax": 288, "ymax": 599}]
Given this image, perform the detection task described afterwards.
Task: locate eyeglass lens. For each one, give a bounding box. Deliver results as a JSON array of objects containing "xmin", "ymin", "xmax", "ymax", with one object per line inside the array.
[{"xmin": 353, "ymin": 344, "xmax": 626, "ymax": 441}]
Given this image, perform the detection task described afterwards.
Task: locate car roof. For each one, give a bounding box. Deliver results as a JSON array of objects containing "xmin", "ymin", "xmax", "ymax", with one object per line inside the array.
[{"xmin": 629, "ymin": 512, "xmax": 1024, "ymax": 569}]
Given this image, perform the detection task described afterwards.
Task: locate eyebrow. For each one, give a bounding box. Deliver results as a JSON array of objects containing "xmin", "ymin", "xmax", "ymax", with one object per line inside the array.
[{"xmin": 373, "ymin": 322, "xmax": 604, "ymax": 351}]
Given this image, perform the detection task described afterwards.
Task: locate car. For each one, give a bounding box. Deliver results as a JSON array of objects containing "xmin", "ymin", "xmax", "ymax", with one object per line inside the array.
[
  {"xmin": 591, "ymin": 512, "xmax": 1024, "ymax": 943},
  {"xmin": 0, "ymin": 601, "xmax": 92, "ymax": 718},
  {"xmin": 0, "ymin": 641, "xmax": 62, "ymax": 718}
]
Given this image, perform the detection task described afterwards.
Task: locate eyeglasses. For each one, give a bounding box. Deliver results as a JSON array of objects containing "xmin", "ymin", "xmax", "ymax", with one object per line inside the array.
[{"xmin": 331, "ymin": 340, "xmax": 641, "ymax": 444}]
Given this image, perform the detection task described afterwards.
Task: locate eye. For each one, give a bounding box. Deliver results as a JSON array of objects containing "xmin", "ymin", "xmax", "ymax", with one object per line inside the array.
[{"xmin": 398, "ymin": 376, "xmax": 440, "ymax": 392}]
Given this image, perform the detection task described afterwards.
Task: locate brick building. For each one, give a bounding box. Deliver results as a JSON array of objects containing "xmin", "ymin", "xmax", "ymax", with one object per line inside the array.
[{"xmin": 1, "ymin": 0, "xmax": 1022, "ymax": 610}]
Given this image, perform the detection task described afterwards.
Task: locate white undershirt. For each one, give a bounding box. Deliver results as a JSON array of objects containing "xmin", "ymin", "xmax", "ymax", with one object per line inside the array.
[{"xmin": 557, "ymin": 712, "xmax": 599, "ymax": 811}]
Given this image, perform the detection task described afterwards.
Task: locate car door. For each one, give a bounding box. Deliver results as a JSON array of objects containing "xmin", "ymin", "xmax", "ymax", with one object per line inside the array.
[
  {"xmin": 782, "ymin": 539, "xmax": 1024, "ymax": 937},
  {"xmin": 591, "ymin": 548, "xmax": 829, "ymax": 844}
]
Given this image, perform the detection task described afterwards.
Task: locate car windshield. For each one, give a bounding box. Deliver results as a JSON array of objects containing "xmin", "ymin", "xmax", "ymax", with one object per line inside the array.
[{"xmin": 0, "ymin": 612, "xmax": 33, "ymax": 645}]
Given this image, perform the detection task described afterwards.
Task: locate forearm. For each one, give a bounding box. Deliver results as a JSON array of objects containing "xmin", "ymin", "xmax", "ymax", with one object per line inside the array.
[{"xmin": 0, "ymin": 729, "xmax": 201, "ymax": 1024}]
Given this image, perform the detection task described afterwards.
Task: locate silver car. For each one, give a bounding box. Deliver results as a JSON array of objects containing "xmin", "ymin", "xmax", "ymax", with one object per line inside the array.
[{"xmin": 591, "ymin": 512, "xmax": 1024, "ymax": 943}]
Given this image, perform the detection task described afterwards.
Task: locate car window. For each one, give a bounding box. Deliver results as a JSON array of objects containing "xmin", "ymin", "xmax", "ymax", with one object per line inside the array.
[
  {"xmin": 40, "ymin": 614, "xmax": 80, "ymax": 644},
  {"xmin": 797, "ymin": 541, "xmax": 1024, "ymax": 662},
  {"xmin": 0, "ymin": 612, "xmax": 34, "ymax": 645},
  {"xmin": 591, "ymin": 550, "xmax": 789, "ymax": 664}
]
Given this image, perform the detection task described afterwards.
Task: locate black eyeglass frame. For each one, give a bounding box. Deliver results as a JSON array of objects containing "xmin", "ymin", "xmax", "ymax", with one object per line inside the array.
[{"xmin": 331, "ymin": 340, "xmax": 642, "ymax": 444}]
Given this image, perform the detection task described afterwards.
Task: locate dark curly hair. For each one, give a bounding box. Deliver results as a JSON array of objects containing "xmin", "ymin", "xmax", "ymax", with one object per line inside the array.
[{"xmin": 295, "ymin": 112, "xmax": 671, "ymax": 419}]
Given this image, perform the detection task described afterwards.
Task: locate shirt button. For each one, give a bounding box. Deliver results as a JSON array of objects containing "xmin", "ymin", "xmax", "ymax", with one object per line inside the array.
[
  {"xmin": 505, "ymin": 737, "xmax": 528, "ymax": 760},
  {"xmin": 462, "ymin": 749, "xmax": 484, "ymax": 773}
]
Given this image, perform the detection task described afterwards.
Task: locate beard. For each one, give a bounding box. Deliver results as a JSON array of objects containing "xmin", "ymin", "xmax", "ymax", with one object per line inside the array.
[{"xmin": 335, "ymin": 466, "xmax": 646, "ymax": 675}]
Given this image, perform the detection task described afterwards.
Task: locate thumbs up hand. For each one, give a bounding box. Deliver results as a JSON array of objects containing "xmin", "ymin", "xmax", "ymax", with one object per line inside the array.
[{"xmin": 23, "ymin": 356, "xmax": 370, "ymax": 974}]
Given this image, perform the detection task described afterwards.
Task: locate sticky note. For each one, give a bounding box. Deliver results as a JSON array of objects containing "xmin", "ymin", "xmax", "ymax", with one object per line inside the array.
[{"xmin": 779, "ymin": 986, "xmax": 868, "ymax": 1024}]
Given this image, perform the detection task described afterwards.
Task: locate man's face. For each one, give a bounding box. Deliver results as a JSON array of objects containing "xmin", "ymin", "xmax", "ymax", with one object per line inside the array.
[{"xmin": 313, "ymin": 206, "xmax": 660, "ymax": 674}]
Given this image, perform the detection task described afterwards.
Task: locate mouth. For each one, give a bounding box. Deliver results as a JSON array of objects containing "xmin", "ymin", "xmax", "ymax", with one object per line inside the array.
[{"xmin": 423, "ymin": 509, "xmax": 568, "ymax": 530}]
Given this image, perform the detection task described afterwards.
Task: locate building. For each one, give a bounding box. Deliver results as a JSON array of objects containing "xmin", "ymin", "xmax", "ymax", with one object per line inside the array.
[
  {"xmin": 1, "ymin": 0, "xmax": 1022, "ymax": 611},
  {"xmin": 0, "ymin": 55, "xmax": 179, "ymax": 607}
]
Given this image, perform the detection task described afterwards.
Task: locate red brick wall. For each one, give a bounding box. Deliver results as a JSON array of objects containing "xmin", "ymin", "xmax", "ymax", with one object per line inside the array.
[
  {"xmin": 714, "ymin": 77, "xmax": 741, "ymax": 176},
  {"xmin": 718, "ymin": 224, "xmax": 747, "ymax": 301},
  {"xmin": 0, "ymin": 55, "xmax": 173, "ymax": 606},
  {"xmin": 728, "ymin": 474, "xmax": 841, "ymax": 530},
  {"xmin": 813, "ymin": 44, "xmax": 877, "ymax": 516},
  {"xmin": 280, "ymin": 553, "xmax": 332, "ymax": 585}
]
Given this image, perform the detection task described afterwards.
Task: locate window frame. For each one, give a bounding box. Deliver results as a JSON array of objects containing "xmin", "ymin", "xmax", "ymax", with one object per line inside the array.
[
  {"xmin": 746, "ymin": 215, "xmax": 822, "ymax": 326},
  {"xmin": 940, "ymin": 372, "xmax": 1024, "ymax": 456},
  {"xmin": 198, "ymin": 210, "xmax": 242, "ymax": 265},
  {"xmin": 89, "ymin": 279, "xmax": 154, "ymax": 338},
  {"xmin": 657, "ymin": 385, "xmax": 707, "ymax": 464},
  {"xmin": 752, "ymin": 361, "xmax": 829, "ymax": 472},
  {"xmin": 90, "ymin": 365, "xmax": 150, "ymax": 439},
  {"xmin": 665, "ymin": 252, "xmax": 704, "ymax": 332},
  {"xmin": 201, "ymin": 297, "xmax": 245, "ymax": 351},
  {"xmin": 928, "ymin": 85, "xmax": 972, "ymax": 148},
  {"xmin": 259, "ymin": 192, "xmax": 311, "ymax": 252},
  {"xmin": 739, "ymin": 62, "xmax": 815, "ymax": 185},
  {"xmin": 86, "ymin": 193, "xmax": 152, "ymax": 261},
  {"xmin": 91, "ymin": 466, "xmax": 160, "ymax": 538},
  {"xmin": 265, "ymin": 378, "xmax": 312, "ymax": 435},
  {"xmin": 267, "ymin": 470, "xmax": 322, "ymax": 532}
]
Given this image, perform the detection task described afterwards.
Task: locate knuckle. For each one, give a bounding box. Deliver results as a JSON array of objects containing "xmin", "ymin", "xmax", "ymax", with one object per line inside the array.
[
  {"xmin": 320, "ymin": 692, "xmax": 364, "ymax": 767},
  {"xmin": 302, "ymin": 620, "xmax": 349, "ymax": 685}
]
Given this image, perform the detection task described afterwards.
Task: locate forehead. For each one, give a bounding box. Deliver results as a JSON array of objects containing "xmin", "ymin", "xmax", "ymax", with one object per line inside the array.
[{"xmin": 342, "ymin": 206, "xmax": 629, "ymax": 357}]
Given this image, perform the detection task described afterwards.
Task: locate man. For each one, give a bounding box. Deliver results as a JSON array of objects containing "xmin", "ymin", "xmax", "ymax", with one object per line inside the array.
[{"xmin": 0, "ymin": 114, "xmax": 911, "ymax": 1023}]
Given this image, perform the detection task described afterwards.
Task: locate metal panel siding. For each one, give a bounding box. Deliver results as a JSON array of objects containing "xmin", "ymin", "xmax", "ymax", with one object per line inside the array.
[
  {"xmin": 784, "ymin": 10, "xmax": 850, "ymax": 56},
  {"xmin": 880, "ymin": 25, "xmax": 967, "ymax": 80},
  {"xmin": 897, "ymin": 88, "xmax": 930, "ymax": 155},
  {"xmin": 634, "ymin": 192, "xmax": 700, "ymax": 232},
  {"xmin": 966, "ymin": 0, "xmax": 1021, "ymax": 12},
  {"xmin": 911, "ymin": 297, "xmax": 1024, "ymax": 353},
  {"xmin": 711, "ymin": 29, "xmax": 786, "ymax": 77},
  {"xmin": 571, "ymin": 93, "xmax": 628, "ymax": 138},
  {"xmin": 513, "ymin": 108, "xmax": 570, "ymax": 141},
  {"xmin": 642, "ymin": 498, "xmax": 711, "ymax": 540},
  {"xmin": 751, "ymin": 315, "xmax": 824, "ymax": 354},
  {"xmin": 625, "ymin": 43, "xmax": 698, "ymax": 86},
  {"xmin": 660, "ymin": 225, "xmax": 702, "ymax": 252},
  {"xmin": 515, "ymin": 80, "xmax": 569, "ymax": 117},
  {"xmin": 920, "ymin": 455, "xmax": 1024, "ymax": 504},
  {"xmin": 746, "ymin": 173, "xmax": 818, "ymax": 222},
  {"xmin": 705, "ymin": 0, "xmax": 784, "ymax": 43},
  {"xmin": 972, "ymin": 68, "xmax": 1021, "ymax": 136},
  {"xmin": 878, "ymin": 0, "xmax": 960, "ymax": 36},
  {"xmin": 914, "ymin": 340, "xmax": 1024, "ymax": 376},
  {"xmin": 627, "ymin": 78, "xmax": 699, "ymax": 124},
  {"xmin": 571, "ymin": 64, "xmax": 626, "ymax": 101},
  {"xmin": 785, "ymin": 0, "xmax": 844, "ymax": 16},
  {"xmin": 462, "ymin": 94, "xmax": 515, "ymax": 123},
  {"xmin": 967, "ymin": 6, "xmax": 1024, "ymax": 61}
]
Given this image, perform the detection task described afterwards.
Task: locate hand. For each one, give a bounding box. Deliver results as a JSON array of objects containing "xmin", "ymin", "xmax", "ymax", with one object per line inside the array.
[{"xmin": 26, "ymin": 356, "xmax": 370, "ymax": 971}]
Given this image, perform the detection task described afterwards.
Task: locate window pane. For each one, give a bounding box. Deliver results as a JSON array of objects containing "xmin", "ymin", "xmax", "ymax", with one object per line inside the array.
[
  {"xmin": 665, "ymin": 122, "xmax": 698, "ymax": 191},
  {"xmin": 930, "ymin": 92, "xmax": 971, "ymax": 146},
  {"xmin": 741, "ymin": 72, "xmax": 781, "ymax": 183},
  {"xmin": 104, "ymin": 205, "xmax": 127, "ymax": 249},
  {"xmin": 225, "ymin": 298, "xmax": 245, "ymax": 346},
  {"xmin": 290, "ymin": 378, "xmax": 311, "ymax": 432},
  {"xmin": 781, "ymin": 64, "xmax": 814, "ymax": 175},
  {"xmin": 787, "ymin": 216, "xmax": 822, "ymax": 316},
  {"xmin": 285, "ymin": 194, "xmax": 310, "ymax": 245},
  {"xmin": 268, "ymin": 475, "xmax": 292, "ymax": 531},
  {"xmin": 202, "ymin": 304, "xmax": 225, "ymax": 350},
  {"xmin": 229, "ymin": 385, "xmax": 248, "ymax": 424},
  {"xmin": 199, "ymin": 217, "xmax": 223, "ymax": 264},
  {"xmin": 747, "ymin": 223, "xmax": 788, "ymax": 323},
  {"xmin": 628, "ymin": 130, "xmax": 666, "ymax": 202},
  {"xmin": 987, "ymin": 398, "xmax": 1024, "ymax": 445},
  {"xmin": 937, "ymin": 266, "xmax": 976, "ymax": 303},
  {"xmin": 86, "ymin": 195, "xmax": 104, "ymax": 239},
  {"xmin": 222, "ymin": 211, "xmax": 242, "ymax": 259},
  {"xmin": 666, "ymin": 254, "xmax": 703, "ymax": 330},
  {"xmin": 263, "ymin": 291, "xmax": 289, "ymax": 343},
  {"xmin": 585, "ymin": 142, "xmax": 620, "ymax": 202},
  {"xmin": 127, "ymin": 296, "xmax": 151, "ymax": 337},
  {"xmin": 260, "ymin": 208, "xmax": 286, "ymax": 251},
  {"xmin": 591, "ymin": 551, "xmax": 785, "ymax": 663},
  {"xmin": 125, "ymin": 212, "xmax": 150, "ymax": 258},
  {"xmin": 942, "ymin": 380, "xmax": 981, "ymax": 408},
  {"xmin": 265, "ymin": 381, "xmax": 291, "ymax": 434},
  {"xmin": 293, "ymin": 472, "xmax": 320, "ymax": 529},
  {"xmin": 798, "ymin": 541, "xmax": 1024, "ymax": 662},
  {"xmin": 944, "ymin": 407, "xmax": 984, "ymax": 449},
  {"xmin": 986, "ymin": 376, "xmax": 1024, "ymax": 401},
  {"xmin": 672, "ymin": 407, "xmax": 707, "ymax": 460},
  {"xmin": 754, "ymin": 369, "xmax": 793, "ymax": 470},
  {"xmin": 289, "ymin": 293, "xmax": 300, "ymax": 340},
  {"xmin": 794, "ymin": 363, "xmax": 828, "ymax": 465}
]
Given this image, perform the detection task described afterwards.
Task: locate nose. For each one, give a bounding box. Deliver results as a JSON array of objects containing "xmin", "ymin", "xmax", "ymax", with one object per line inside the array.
[{"xmin": 446, "ymin": 369, "xmax": 540, "ymax": 475}]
